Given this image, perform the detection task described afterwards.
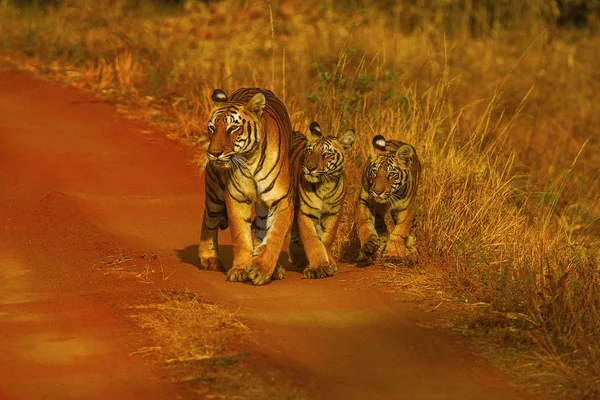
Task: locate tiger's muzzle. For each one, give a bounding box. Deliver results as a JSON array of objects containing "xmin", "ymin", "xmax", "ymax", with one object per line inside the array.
[
  {"xmin": 302, "ymin": 166, "xmax": 323, "ymax": 183},
  {"xmin": 207, "ymin": 150, "xmax": 234, "ymax": 168}
]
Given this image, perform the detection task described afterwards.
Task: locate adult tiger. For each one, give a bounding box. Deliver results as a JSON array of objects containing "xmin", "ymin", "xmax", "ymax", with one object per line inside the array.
[
  {"xmin": 199, "ymin": 88, "xmax": 294, "ymax": 285},
  {"xmin": 288, "ymin": 121, "xmax": 356, "ymax": 278},
  {"xmin": 356, "ymin": 134, "xmax": 421, "ymax": 261}
]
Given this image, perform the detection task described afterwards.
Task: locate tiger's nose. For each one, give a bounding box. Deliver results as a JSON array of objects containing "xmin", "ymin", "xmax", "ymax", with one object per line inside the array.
[
  {"xmin": 209, "ymin": 150, "xmax": 223, "ymax": 158},
  {"xmin": 372, "ymin": 184, "xmax": 385, "ymax": 195}
]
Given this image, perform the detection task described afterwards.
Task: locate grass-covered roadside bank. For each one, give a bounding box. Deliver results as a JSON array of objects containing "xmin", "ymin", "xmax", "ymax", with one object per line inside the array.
[{"xmin": 1, "ymin": 0, "xmax": 598, "ymax": 397}]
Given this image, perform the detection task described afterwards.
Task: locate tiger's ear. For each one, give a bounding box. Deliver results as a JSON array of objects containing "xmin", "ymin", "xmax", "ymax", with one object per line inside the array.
[
  {"xmin": 338, "ymin": 129, "xmax": 356, "ymax": 151},
  {"xmin": 212, "ymin": 89, "xmax": 228, "ymax": 104},
  {"xmin": 396, "ymin": 143, "xmax": 415, "ymax": 166},
  {"xmin": 372, "ymin": 135, "xmax": 387, "ymax": 156},
  {"xmin": 309, "ymin": 121, "xmax": 322, "ymax": 137},
  {"xmin": 246, "ymin": 92, "xmax": 266, "ymax": 116}
]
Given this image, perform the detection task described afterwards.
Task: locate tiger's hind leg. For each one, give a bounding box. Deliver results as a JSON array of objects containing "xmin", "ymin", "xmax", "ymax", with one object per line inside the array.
[
  {"xmin": 288, "ymin": 217, "xmax": 308, "ymax": 270},
  {"xmin": 199, "ymin": 164, "xmax": 225, "ymax": 271},
  {"xmin": 382, "ymin": 202, "xmax": 416, "ymax": 261},
  {"xmin": 253, "ymin": 204, "xmax": 268, "ymax": 248}
]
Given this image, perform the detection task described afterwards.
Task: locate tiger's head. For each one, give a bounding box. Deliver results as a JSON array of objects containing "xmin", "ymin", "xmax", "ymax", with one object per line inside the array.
[
  {"xmin": 302, "ymin": 121, "xmax": 355, "ymax": 184},
  {"xmin": 206, "ymin": 89, "xmax": 265, "ymax": 169},
  {"xmin": 367, "ymin": 135, "xmax": 416, "ymax": 204}
]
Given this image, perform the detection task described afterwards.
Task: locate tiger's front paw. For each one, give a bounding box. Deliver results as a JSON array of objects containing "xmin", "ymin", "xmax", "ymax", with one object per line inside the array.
[
  {"xmin": 199, "ymin": 257, "xmax": 223, "ymax": 272},
  {"xmin": 272, "ymin": 264, "xmax": 286, "ymax": 280},
  {"xmin": 382, "ymin": 245, "xmax": 407, "ymax": 260},
  {"xmin": 226, "ymin": 267, "xmax": 249, "ymax": 282},
  {"xmin": 326, "ymin": 252, "xmax": 338, "ymax": 272},
  {"xmin": 382, "ymin": 240, "xmax": 416, "ymax": 263},
  {"xmin": 303, "ymin": 264, "xmax": 335, "ymax": 279},
  {"xmin": 247, "ymin": 257, "xmax": 274, "ymax": 286},
  {"xmin": 358, "ymin": 234, "xmax": 380, "ymax": 261},
  {"xmin": 329, "ymin": 260, "xmax": 338, "ymax": 273}
]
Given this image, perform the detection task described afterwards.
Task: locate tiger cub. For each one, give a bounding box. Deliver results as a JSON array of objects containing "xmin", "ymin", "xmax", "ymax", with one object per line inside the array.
[
  {"xmin": 199, "ymin": 88, "xmax": 294, "ymax": 286},
  {"xmin": 289, "ymin": 121, "xmax": 356, "ymax": 278},
  {"xmin": 356, "ymin": 134, "xmax": 421, "ymax": 262}
]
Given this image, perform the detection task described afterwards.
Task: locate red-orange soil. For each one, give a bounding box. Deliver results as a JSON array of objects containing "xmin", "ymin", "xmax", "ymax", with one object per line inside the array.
[{"xmin": 0, "ymin": 72, "xmax": 539, "ymax": 400}]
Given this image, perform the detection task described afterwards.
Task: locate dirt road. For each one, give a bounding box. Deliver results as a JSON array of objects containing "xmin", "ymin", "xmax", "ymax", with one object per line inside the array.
[{"xmin": 0, "ymin": 71, "xmax": 536, "ymax": 400}]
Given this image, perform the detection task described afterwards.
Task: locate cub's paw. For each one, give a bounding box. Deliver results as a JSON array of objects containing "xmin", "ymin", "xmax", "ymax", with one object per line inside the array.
[
  {"xmin": 405, "ymin": 234, "xmax": 417, "ymax": 250},
  {"xmin": 358, "ymin": 234, "xmax": 380, "ymax": 261},
  {"xmin": 328, "ymin": 258, "xmax": 338, "ymax": 273},
  {"xmin": 303, "ymin": 264, "xmax": 335, "ymax": 279},
  {"xmin": 199, "ymin": 257, "xmax": 223, "ymax": 271},
  {"xmin": 272, "ymin": 264, "xmax": 286, "ymax": 280},
  {"xmin": 382, "ymin": 240, "xmax": 409, "ymax": 260},
  {"xmin": 226, "ymin": 267, "xmax": 249, "ymax": 282}
]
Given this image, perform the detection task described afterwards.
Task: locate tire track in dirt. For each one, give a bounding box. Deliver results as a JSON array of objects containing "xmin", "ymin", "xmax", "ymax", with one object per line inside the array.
[{"xmin": 0, "ymin": 72, "xmax": 539, "ymax": 400}]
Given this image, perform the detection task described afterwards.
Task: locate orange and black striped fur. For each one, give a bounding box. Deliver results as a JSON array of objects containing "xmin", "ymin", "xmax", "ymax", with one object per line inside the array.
[
  {"xmin": 288, "ymin": 122, "xmax": 356, "ymax": 278},
  {"xmin": 198, "ymin": 88, "xmax": 294, "ymax": 285},
  {"xmin": 356, "ymin": 135, "xmax": 421, "ymax": 261}
]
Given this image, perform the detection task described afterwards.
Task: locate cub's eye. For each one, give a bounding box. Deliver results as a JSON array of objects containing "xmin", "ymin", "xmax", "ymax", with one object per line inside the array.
[
  {"xmin": 208, "ymin": 125, "xmax": 215, "ymax": 135},
  {"xmin": 228, "ymin": 125, "xmax": 240, "ymax": 134},
  {"xmin": 388, "ymin": 172, "xmax": 399, "ymax": 180}
]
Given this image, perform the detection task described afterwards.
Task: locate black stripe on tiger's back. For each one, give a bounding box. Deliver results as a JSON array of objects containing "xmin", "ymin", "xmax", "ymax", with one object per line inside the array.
[
  {"xmin": 256, "ymin": 107, "xmax": 285, "ymax": 184},
  {"xmin": 256, "ymin": 127, "xmax": 269, "ymax": 176}
]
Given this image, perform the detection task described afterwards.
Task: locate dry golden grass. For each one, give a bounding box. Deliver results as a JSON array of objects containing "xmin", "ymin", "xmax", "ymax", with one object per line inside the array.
[
  {"xmin": 1, "ymin": 0, "xmax": 598, "ymax": 397},
  {"xmin": 95, "ymin": 251, "xmax": 310, "ymax": 399},
  {"xmin": 128, "ymin": 290, "xmax": 309, "ymax": 399}
]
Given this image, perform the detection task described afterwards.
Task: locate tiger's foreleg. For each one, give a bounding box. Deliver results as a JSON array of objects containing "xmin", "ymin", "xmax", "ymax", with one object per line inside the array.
[
  {"xmin": 375, "ymin": 213, "xmax": 389, "ymax": 257},
  {"xmin": 319, "ymin": 212, "xmax": 342, "ymax": 273},
  {"xmin": 199, "ymin": 165, "xmax": 225, "ymax": 271},
  {"xmin": 298, "ymin": 211, "xmax": 335, "ymax": 279},
  {"xmin": 248, "ymin": 196, "xmax": 294, "ymax": 285},
  {"xmin": 224, "ymin": 193, "xmax": 253, "ymax": 282},
  {"xmin": 383, "ymin": 202, "xmax": 416, "ymax": 260},
  {"xmin": 356, "ymin": 192, "xmax": 380, "ymax": 261}
]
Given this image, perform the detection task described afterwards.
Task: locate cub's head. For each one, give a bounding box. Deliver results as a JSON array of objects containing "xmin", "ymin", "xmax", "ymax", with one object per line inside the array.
[
  {"xmin": 367, "ymin": 135, "xmax": 416, "ymax": 203},
  {"xmin": 302, "ymin": 121, "xmax": 355, "ymax": 184},
  {"xmin": 206, "ymin": 89, "xmax": 266, "ymax": 169}
]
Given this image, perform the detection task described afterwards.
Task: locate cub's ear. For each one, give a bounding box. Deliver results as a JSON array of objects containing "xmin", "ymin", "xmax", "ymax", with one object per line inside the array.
[
  {"xmin": 396, "ymin": 143, "xmax": 415, "ymax": 166},
  {"xmin": 372, "ymin": 135, "xmax": 387, "ymax": 152},
  {"xmin": 338, "ymin": 129, "xmax": 356, "ymax": 151},
  {"xmin": 246, "ymin": 92, "xmax": 266, "ymax": 116},
  {"xmin": 212, "ymin": 89, "xmax": 228, "ymax": 103},
  {"xmin": 309, "ymin": 121, "xmax": 322, "ymax": 137}
]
